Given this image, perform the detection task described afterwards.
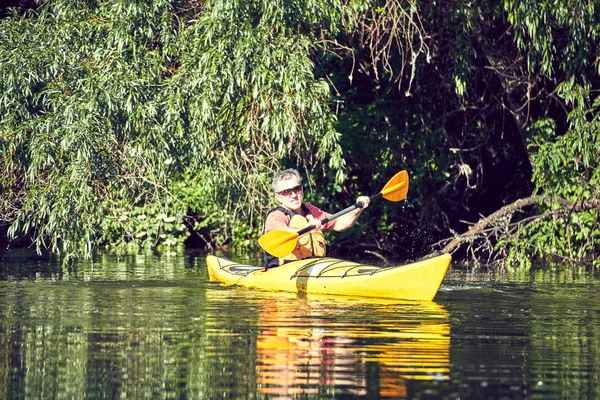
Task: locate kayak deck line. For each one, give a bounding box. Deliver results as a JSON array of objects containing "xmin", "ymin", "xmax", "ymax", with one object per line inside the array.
[
  {"xmin": 217, "ymin": 257, "xmax": 392, "ymax": 279},
  {"xmin": 214, "ymin": 258, "xmax": 262, "ymax": 276},
  {"xmin": 290, "ymin": 258, "xmax": 405, "ymax": 279}
]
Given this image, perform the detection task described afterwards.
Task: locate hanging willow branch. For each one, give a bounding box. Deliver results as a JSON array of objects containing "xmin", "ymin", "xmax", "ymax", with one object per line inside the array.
[{"xmin": 347, "ymin": 0, "xmax": 430, "ymax": 94}]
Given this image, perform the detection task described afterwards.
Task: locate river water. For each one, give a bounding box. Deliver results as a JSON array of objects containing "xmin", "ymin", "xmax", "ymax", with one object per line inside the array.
[{"xmin": 0, "ymin": 250, "xmax": 599, "ymax": 399}]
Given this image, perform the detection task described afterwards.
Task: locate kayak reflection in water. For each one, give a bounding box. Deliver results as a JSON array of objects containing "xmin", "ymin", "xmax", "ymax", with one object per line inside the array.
[
  {"xmin": 254, "ymin": 294, "xmax": 450, "ymax": 398},
  {"xmin": 263, "ymin": 168, "xmax": 370, "ymax": 269}
]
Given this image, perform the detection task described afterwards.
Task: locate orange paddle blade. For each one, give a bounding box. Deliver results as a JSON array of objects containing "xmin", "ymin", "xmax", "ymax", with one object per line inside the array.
[
  {"xmin": 257, "ymin": 229, "xmax": 299, "ymax": 258},
  {"xmin": 380, "ymin": 170, "xmax": 409, "ymax": 201}
]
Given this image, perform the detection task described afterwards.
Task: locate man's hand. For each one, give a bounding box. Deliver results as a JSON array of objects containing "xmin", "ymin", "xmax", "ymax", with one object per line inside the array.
[
  {"xmin": 357, "ymin": 196, "xmax": 370, "ymax": 209},
  {"xmin": 306, "ymin": 218, "xmax": 322, "ymax": 230}
]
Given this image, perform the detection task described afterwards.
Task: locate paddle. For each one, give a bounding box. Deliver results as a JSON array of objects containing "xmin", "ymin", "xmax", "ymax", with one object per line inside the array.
[{"xmin": 258, "ymin": 170, "xmax": 409, "ymax": 258}]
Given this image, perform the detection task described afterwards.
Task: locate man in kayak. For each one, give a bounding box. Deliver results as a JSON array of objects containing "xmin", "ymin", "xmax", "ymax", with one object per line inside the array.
[{"xmin": 263, "ymin": 168, "xmax": 370, "ymax": 269}]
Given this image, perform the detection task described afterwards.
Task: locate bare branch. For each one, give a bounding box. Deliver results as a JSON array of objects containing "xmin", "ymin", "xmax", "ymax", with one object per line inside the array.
[{"xmin": 438, "ymin": 195, "xmax": 600, "ymax": 255}]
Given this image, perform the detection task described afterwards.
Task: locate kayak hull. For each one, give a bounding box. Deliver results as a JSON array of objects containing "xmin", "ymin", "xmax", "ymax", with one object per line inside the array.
[{"xmin": 206, "ymin": 253, "xmax": 451, "ymax": 301}]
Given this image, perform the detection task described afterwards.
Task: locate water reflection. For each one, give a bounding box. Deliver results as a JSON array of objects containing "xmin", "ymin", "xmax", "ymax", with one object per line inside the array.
[{"xmin": 205, "ymin": 288, "xmax": 450, "ymax": 398}]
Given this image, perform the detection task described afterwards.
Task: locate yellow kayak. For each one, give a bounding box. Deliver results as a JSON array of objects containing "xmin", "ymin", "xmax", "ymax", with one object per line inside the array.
[{"xmin": 206, "ymin": 253, "xmax": 451, "ymax": 301}]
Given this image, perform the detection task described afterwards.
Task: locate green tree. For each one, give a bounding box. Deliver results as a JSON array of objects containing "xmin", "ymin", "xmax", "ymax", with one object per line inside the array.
[
  {"xmin": 1, "ymin": 0, "xmax": 599, "ymax": 267},
  {"xmin": 0, "ymin": 0, "xmax": 350, "ymax": 259},
  {"xmin": 410, "ymin": 0, "xmax": 600, "ymax": 266}
]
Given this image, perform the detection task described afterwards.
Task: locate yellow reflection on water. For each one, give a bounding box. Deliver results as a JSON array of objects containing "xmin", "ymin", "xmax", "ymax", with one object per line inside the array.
[{"xmin": 206, "ymin": 288, "xmax": 450, "ymax": 398}]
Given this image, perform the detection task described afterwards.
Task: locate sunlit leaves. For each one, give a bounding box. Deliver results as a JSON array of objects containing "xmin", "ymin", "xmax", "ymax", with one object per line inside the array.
[
  {"xmin": 504, "ymin": 0, "xmax": 600, "ymax": 77},
  {"xmin": 2, "ymin": 0, "xmax": 598, "ymax": 265},
  {"xmin": 514, "ymin": 112, "xmax": 600, "ymax": 265},
  {"xmin": 162, "ymin": 0, "xmax": 348, "ymax": 229},
  {"xmin": 0, "ymin": 1, "xmax": 182, "ymax": 258},
  {"xmin": 0, "ymin": 0, "xmax": 353, "ymax": 258}
]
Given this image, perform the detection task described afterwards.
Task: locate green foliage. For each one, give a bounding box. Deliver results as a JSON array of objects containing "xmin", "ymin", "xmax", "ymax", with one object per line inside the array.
[
  {"xmin": 1, "ymin": 0, "xmax": 600, "ymax": 267},
  {"xmin": 100, "ymin": 197, "xmax": 189, "ymax": 253},
  {"xmin": 399, "ymin": 0, "xmax": 600, "ymax": 267},
  {"xmin": 159, "ymin": 0, "xmax": 356, "ymax": 249},
  {"xmin": 164, "ymin": 0, "xmax": 348, "ymax": 207},
  {"xmin": 1, "ymin": 0, "xmax": 178, "ymax": 258},
  {"xmin": 173, "ymin": 173, "xmax": 257, "ymax": 250},
  {"xmin": 0, "ymin": 0, "xmax": 352, "ymax": 259},
  {"xmin": 499, "ymin": 111, "xmax": 600, "ymax": 267},
  {"xmin": 505, "ymin": 0, "xmax": 600, "ymax": 77}
]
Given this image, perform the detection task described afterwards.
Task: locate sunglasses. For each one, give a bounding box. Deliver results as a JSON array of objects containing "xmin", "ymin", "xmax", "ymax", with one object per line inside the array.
[{"xmin": 277, "ymin": 184, "xmax": 303, "ymax": 196}]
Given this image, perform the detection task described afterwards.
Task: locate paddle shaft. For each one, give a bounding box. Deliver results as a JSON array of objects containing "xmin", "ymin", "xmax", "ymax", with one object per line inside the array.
[{"xmin": 295, "ymin": 192, "xmax": 383, "ymax": 237}]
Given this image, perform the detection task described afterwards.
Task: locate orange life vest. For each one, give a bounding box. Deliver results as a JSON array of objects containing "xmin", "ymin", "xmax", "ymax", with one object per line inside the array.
[
  {"xmin": 281, "ymin": 214, "xmax": 327, "ymax": 262},
  {"xmin": 263, "ymin": 205, "xmax": 327, "ymax": 269}
]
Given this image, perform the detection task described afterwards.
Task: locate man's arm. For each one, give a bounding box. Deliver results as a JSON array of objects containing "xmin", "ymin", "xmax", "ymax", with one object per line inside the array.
[
  {"xmin": 264, "ymin": 211, "xmax": 292, "ymax": 233},
  {"xmin": 330, "ymin": 196, "xmax": 371, "ymax": 232}
]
